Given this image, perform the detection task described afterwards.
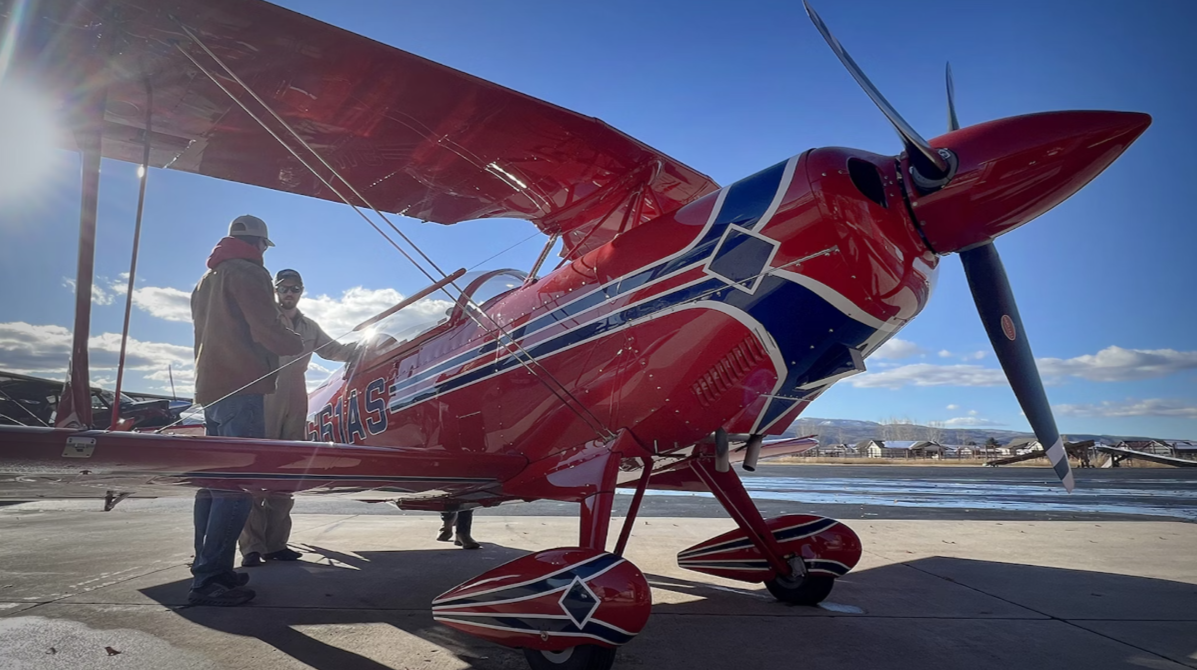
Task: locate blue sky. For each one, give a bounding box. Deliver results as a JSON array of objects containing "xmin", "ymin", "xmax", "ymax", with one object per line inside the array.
[{"xmin": 0, "ymin": 0, "xmax": 1194, "ymax": 439}]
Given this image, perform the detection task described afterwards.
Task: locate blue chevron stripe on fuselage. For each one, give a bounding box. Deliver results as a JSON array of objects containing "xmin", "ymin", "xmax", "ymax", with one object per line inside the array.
[
  {"xmin": 386, "ymin": 160, "xmax": 792, "ymax": 409},
  {"xmin": 383, "ymin": 156, "xmax": 879, "ymax": 428}
]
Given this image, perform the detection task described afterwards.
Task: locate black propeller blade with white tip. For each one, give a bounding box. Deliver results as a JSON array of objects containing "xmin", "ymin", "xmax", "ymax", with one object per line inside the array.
[
  {"xmin": 804, "ymin": 5, "xmax": 1076, "ymax": 491},
  {"xmin": 959, "ymin": 244, "xmax": 1075, "ymax": 491},
  {"xmin": 802, "ymin": 0, "xmax": 949, "ymax": 175}
]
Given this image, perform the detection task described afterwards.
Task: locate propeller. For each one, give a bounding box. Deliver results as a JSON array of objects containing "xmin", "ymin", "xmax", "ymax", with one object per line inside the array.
[
  {"xmin": 803, "ymin": 0, "xmax": 948, "ymax": 176},
  {"xmin": 804, "ymin": 3, "xmax": 1077, "ymax": 491},
  {"xmin": 960, "ymin": 245, "xmax": 1074, "ymax": 490},
  {"xmin": 946, "ymin": 62, "xmax": 960, "ymax": 132}
]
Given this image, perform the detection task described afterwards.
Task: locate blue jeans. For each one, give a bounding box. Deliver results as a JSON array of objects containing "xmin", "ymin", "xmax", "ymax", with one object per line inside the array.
[
  {"xmin": 191, "ymin": 395, "xmax": 262, "ymax": 589},
  {"xmin": 204, "ymin": 394, "xmax": 265, "ymax": 438}
]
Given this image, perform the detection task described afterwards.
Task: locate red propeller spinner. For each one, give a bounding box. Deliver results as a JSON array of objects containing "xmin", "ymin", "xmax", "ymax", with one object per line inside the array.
[{"xmin": 912, "ymin": 110, "xmax": 1151, "ymax": 254}]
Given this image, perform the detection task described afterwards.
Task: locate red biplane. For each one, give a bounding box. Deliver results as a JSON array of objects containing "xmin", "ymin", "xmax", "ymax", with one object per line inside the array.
[{"xmin": 0, "ymin": 0, "xmax": 1149, "ymax": 668}]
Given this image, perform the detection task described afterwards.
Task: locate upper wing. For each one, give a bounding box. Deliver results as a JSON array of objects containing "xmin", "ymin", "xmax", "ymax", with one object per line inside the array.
[{"xmin": 6, "ymin": 0, "xmax": 718, "ymax": 259}]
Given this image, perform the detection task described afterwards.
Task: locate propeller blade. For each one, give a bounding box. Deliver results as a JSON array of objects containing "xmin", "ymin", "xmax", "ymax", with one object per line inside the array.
[
  {"xmin": 803, "ymin": 0, "xmax": 948, "ymax": 174},
  {"xmin": 960, "ymin": 243, "xmax": 1075, "ymax": 492},
  {"xmin": 946, "ymin": 62, "xmax": 960, "ymax": 132}
]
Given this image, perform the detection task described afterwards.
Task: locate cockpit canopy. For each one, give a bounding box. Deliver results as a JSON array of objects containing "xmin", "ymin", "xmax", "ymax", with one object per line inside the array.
[{"xmin": 364, "ymin": 269, "xmax": 526, "ymax": 355}]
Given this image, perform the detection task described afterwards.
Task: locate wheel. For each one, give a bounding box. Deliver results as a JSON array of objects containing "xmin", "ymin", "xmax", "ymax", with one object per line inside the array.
[
  {"xmin": 764, "ymin": 572, "xmax": 835, "ymax": 606},
  {"xmin": 523, "ymin": 645, "xmax": 617, "ymax": 670}
]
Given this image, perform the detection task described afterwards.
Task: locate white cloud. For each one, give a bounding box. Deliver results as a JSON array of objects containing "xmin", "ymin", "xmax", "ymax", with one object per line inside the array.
[
  {"xmin": 0, "ymin": 322, "xmax": 195, "ymax": 394},
  {"xmin": 62, "ymin": 277, "xmax": 117, "ymax": 306},
  {"xmin": 870, "ymin": 338, "xmax": 923, "ymax": 360},
  {"xmin": 968, "ymin": 409, "xmax": 978, "ymax": 416},
  {"xmin": 143, "ymin": 364, "xmax": 195, "ymax": 396},
  {"xmin": 853, "ymin": 345, "xmax": 1197, "ymax": 390},
  {"xmin": 308, "ymin": 361, "xmax": 333, "ymax": 375},
  {"xmin": 1054, "ymin": 399, "xmax": 1197, "ymax": 419},
  {"xmin": 62, "ymin": 275, "xmax": 193, "ymax": 322},
  {"xmin": 83, "ymin": 275, "xmax": 457, "ymax": 342},
  {"xmin": 1037, "ymin": 346, "xmax": 1197, "ymax": 383},
  {"xmin": 306, "ymin": 360, "xmax": 339, "ymax": 392},
  {"xmin": 942, "ymin": 416, "xmax": 1006, "ymax": 427},
  {"xmin": 938, "ymin": 349, "xmax": 952, "ymax": 358},
  {"xmin": 130, "ymin": 286, "xmax": 192, "ymax": 322},
  {"xmin": 946, "ymin": 404, "xmax": 959, "ymax": 410},
  {"xmin": 301, "ymin": 287, "xmax": 452, "ymax": 340},
  {"xmin": 300, "ymin": 287, "xmax": 404, "ymax": 336},
  {"xmin": 851, "ymin": 363, "xmax": 1007, "ymax": 389},
  {"xmin": 18, "ymin": 280, "xmax": 456, "ymax": 397},
  {"xmin": 966, "ymin": 351, "xmax": 986, "ymax": 361}
]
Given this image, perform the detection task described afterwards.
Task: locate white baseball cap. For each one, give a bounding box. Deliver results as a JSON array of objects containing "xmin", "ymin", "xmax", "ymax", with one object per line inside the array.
[{"xmin": 228, "ymin": 215, "xmax": 275, "ymax": 247}]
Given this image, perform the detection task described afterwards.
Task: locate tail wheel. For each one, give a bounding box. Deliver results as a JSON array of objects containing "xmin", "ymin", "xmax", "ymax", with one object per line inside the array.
[
  {"xmin": 523, "ymin": 645, "xmax": 617, "ymax": 670},
  {"xmin": 764, "ymin": 571, "xmax": 835, "ymax": 606}
]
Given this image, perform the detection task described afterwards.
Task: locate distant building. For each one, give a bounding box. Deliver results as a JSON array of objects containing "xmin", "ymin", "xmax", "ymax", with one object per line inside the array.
[
  {"xmin": 1005, "ymin": 437, "xmax": 1041, "ymax": 454},
  {"xmin": 1166, "ymin": 441, "xmax": 1197, "ymax": 460},
  {"xmin": 855, "ymin": 439, "xmax": 942, "ymax": 458},
  {"xmin": 813, "ymin": 443, "xmax": 849, "ymax": 457},
  {"xmin": 1116, "ymin": 440, "xmax": 1173, "ymax": 456},
  {"xmin": 940, "ymin": 444, "xmax": 973, "ymax": 458}
]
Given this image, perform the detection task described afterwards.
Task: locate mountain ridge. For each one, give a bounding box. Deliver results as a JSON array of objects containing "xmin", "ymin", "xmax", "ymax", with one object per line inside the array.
[{"xmin": 782, "ymin": 417, "xmax": 1170, "ymax": 445}]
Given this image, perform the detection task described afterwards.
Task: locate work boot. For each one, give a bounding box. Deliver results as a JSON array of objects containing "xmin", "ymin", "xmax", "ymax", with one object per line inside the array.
[
  {"xmin": 437, "ymin": 512, "xmax": 456, "ymax": 542},
  {"xmin": 454, "ymin": 510, "xmax": 480, "ymax": 550},
  {"xmin": 241, "ymin": 552, "xmax": 262, "ymax": 567},
  {"xmin": 264, "ymin": 548, "xmax": 303, "ymax": 561},
  {"xmin": 188, "ymin": 581, "xmax": 255, "ymax": 607},
  {"xmin": 213, "ymin": 571, "xmax": 250, "ymax": 588}
]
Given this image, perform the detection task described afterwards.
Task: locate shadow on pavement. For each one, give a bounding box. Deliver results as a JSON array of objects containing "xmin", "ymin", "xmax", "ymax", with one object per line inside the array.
[{"xmin": 138, "ymin": 544, "xmax": 1197, "ymax": 670}]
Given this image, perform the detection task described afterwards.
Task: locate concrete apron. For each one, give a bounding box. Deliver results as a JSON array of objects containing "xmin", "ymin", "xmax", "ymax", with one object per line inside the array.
[{"xmin": 0, "ymin": 509, "xmax": 1194, "ymax": 669}]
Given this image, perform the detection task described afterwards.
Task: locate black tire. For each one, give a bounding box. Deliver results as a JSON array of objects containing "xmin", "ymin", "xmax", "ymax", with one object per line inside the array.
[
  {"xmin": 764, "ymin": 573, "xmax": 835, "ymax": 606},
  {"xmin": 523, "ymin": 645, "xmax": 617, "ymax": 670}
]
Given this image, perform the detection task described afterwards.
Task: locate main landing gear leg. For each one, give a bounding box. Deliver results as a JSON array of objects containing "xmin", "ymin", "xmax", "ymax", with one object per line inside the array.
[
  {"xmin": 523, "ymin": 439, "xmax": 636, "ymax": 670},
  {"xmin": 691, "ymin": 459, "xmax": 834, "ymax": 605},
  {"xmin": 436, "ymin": 433, "xmax": 652, "ymax": 670}
]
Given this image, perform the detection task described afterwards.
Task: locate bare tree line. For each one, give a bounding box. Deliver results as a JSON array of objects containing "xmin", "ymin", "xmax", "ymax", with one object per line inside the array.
[{"xmin": 795, "ymin": 417, "xmax": 981, "ymax": 445}]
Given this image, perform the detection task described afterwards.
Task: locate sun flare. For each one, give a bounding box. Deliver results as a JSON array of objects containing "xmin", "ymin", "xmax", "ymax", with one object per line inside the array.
[{"xmin": 0, "ymin": 80, "xmax": 62, "ymax": 202}]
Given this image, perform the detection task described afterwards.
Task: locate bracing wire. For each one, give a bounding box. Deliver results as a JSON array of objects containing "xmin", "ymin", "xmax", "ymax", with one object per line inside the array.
[
  {"xmin": 173, "ymin": 27, "xmax": 615, "ymax": 439},
  {"xmin": 174, "ymin": 27, "xmax": 612, "ymax": 439},
  {"xmin": 0, "ymin": 387, "xmax": 50, "ymax": 427},
  {"xmin": 466, "ymin": 232, "xmax": 542, "ymax": 271}
]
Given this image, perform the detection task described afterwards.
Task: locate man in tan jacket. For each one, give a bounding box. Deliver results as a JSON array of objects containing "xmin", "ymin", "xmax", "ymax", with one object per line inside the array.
[
  {"xmin": 240, "ymin": 267, "xmax": 357, "ymax": 567},
  {"xmin": 189, "ymin": 215, "xmax": 302, "ymax": 607}
]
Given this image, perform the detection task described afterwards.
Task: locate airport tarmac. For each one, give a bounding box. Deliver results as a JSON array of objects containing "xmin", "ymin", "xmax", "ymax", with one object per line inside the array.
[{"xmin": 1, "ymin": 465, "xmax": 1194, "ymax": 669}]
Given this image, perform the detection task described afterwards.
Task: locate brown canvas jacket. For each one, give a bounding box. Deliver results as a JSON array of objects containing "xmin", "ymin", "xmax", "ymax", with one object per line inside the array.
[
  {"xmin": 267, "ymin": 310, "xmax": 359, "ymax": 435},
  {"xmin": 192, "ymin": 257, "xmax": 303, "ymax": 405}
]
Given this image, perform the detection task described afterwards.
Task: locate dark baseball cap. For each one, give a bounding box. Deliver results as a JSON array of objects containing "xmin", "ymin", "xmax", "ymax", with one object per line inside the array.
[{"xmin": 275, "ymin": 268, "xmax": 303, "ymax": 284}]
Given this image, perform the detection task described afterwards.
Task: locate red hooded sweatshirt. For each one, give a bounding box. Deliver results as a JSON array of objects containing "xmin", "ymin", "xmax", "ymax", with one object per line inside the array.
[{"xmin": 206, "ymin": 235, "xmax": 263, "ymax": 269}]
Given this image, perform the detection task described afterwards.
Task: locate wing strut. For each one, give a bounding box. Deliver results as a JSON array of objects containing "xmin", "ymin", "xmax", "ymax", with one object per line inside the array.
[
  {"xmin": 171, "ymin": 24, "xmax": 616, "ymax": 441},
  {"xmin": 58, "ymin": 17, "xmax": 117, "ymax": 429},
  {"xmin": 110, "ymin": 77, "xmax": 154, "ymax": 431}
]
